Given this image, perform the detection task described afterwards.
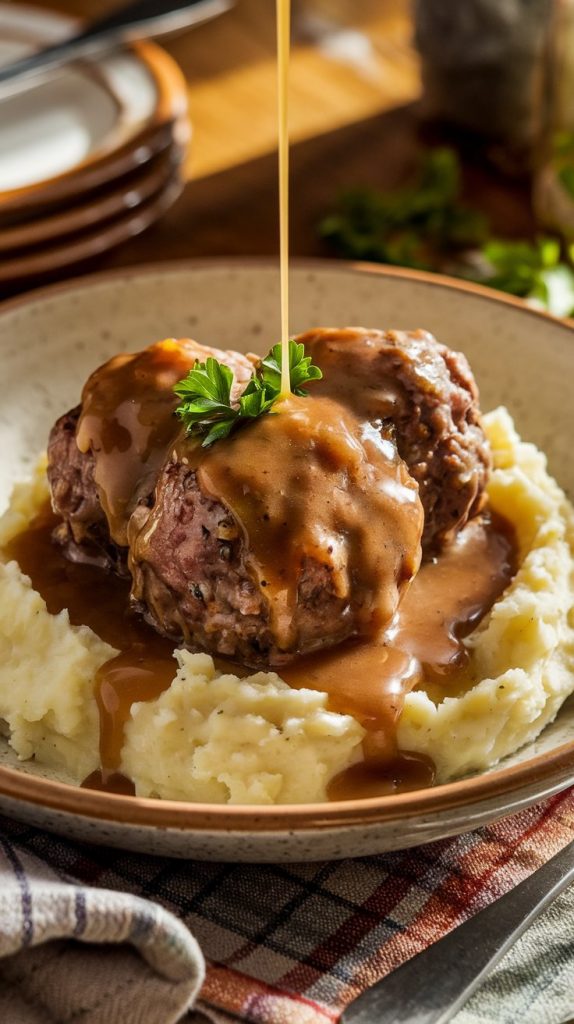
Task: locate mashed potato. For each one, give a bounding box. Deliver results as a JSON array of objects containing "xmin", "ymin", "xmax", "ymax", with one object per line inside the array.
[
  {"xmin": 122, "ymin": 651, "xmax": 364, "ymax": 803},
  {"xmin": 0, "ymin": 408, "xmax": 573, "ymax": 801},
  {"xmin": 0, "ymin": 469, "xmax": 364, "ymax": 803},
  {"xmin": 398, "ymin": 407, "xmax": 574, "ymax": 780},
  {"xmin": 0, "ymin": 467, "xmax": 116, "ymax": 782}
]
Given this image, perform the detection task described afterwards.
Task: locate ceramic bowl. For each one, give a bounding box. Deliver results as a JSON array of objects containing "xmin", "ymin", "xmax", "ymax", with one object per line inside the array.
[{"xmin": 0, "ymin": 260, "xmax": 572, "ymax": 862}]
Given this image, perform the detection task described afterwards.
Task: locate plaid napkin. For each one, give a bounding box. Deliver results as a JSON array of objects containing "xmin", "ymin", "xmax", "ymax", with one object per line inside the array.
[{"xmin": 0, "ymin": 789, "xmax": 573, "ymax": 1024}]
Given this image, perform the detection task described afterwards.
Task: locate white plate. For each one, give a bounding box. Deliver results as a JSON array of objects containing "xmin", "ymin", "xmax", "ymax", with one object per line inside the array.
[
  {"xmin": 0, "ymin": 4, "xmax": 188, "ymax": 212},
  {"xmin": 0, "ymin": 260, "xmax": 572, "ymax": 862}
]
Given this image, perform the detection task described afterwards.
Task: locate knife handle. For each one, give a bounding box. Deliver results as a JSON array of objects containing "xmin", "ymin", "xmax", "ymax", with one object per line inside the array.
[
  {"xmin": 0, "ymin": 0, "xmax": 231, "ymax": 89},
  {"xmin": 343, "ymin": 838, "xmax": 574, "ymax": 1024}
]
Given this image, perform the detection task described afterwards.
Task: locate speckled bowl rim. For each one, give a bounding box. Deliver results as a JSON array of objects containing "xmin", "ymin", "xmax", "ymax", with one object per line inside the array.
[{"xmin": 0, "ymin": 256, "xmax": 573, "ymax": 833}]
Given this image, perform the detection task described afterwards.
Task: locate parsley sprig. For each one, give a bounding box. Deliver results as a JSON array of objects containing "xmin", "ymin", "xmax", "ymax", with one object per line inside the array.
[{"xmin": 174, "ymin": 340, "xmax": 322, "ymax": 447}]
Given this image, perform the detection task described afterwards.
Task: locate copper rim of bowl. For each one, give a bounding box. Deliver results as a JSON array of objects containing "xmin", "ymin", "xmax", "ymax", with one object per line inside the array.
[
  {"xmin": 0, "ymin": 175, "xmax": 185, "ymax": 283},
  {"xmin": 0, "ymin": 40, "xmax": 189, "ymax": 213},
  {"xmin": 0, "ymin": 257, "xmax": 573, "ymax": 831},
  {"xmin": 0, "ymin": 140, "xmax": 186, "ymax": 253}
]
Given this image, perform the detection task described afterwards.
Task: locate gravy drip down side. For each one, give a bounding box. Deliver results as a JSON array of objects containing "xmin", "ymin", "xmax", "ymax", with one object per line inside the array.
[
  {"xmin": 192, "ymin": 393, "xmax": 424, "ymax": 653},
  {"xmin": 282, "ymin": 512, "xmax": 516, "ymax": 798},
  {"xmin": 283, "ymin": 514, "xmax": 516, "ymax": 724},
  {"xmin": 299, "ymin": 327, "xmax": 492, "ymax": 553},
  {"xmin": 3, "ymin": 503, "xmax": 176, "ymax": 788},
  {"xmin": 75, "ymin": 339, "xmax": 255, "ymax": 548}
]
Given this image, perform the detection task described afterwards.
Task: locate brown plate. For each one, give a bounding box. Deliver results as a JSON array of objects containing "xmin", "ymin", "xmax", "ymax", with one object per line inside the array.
[
  {"xmin": 0, "ymin": 138, "xmax": 186, "ymax": 254},
  {"xmin": 0, "ymin": 175, "xmax": 184, "ymax": 283}
]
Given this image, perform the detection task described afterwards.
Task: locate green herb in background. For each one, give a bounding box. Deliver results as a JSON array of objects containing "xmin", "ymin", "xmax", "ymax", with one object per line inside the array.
[
  {"xmin": 319, "ymin": 148, "xmax": 487, "ymax": 270},
  {"xmin": 478, "ymin": 238, "xmax": 574, "ymax": 317},
  {"xmin": 320, "ymin": 147, "xmax": 574, "ymax": 318},
  {"xmin": 174, "ymin": 341, "xmax": 322, "ymax": 447}
]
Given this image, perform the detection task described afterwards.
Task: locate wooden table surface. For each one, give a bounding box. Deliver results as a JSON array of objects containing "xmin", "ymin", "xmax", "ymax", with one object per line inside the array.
[{"xmin": 8, "ymin": 0, "xmax": 534, "ymax": 296}]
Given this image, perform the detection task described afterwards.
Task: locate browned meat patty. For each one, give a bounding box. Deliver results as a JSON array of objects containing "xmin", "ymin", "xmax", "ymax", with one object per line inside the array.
[
  {"xmin": 47, "ymin": 406, "xmax": 125, "ymax": 572},
  {"xmin": 47, "ymin": 339, "xmax": 256, "ymax": 572},
  {"xmin": 300, "ymin": 328, "xmax": 491, "ymax": 551},
  {"xmin": 46, "ymin": 328, "xmax": 490, "ymax": 666},
  {"xmin": 126, "ymin": 458, "xmax": 358, "ymax": 665}
]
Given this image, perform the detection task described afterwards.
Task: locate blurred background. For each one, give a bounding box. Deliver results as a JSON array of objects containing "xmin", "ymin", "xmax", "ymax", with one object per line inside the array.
[{"xmin": 2, "ymin": 0, "xmax": 574, "ymax": 311}]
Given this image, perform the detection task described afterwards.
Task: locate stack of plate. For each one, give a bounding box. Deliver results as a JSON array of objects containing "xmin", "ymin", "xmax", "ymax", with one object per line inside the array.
[{"xmin": 0, "ymin": 3, "xmax": 191, "ymax": 286}]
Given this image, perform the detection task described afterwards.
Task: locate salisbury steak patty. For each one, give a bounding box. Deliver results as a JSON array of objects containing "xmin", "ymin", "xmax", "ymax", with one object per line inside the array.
[
  {"xmin": 46, "ymin": 328, "xmax": 490, "ymax": 665},
  {"xmin": 47, "ymin": 339, "xmax": 256, "ymax": 571},
  {"xmin": 126, "ymin": 459, "xmax": 354, "ymax": 664},
  {"xmin": 301, "ymin": 328, "xmax": 491, "ymax": 551},
  {"xmin": 47, "ymin": 406, "xmax": 122, "ymax": 571}
]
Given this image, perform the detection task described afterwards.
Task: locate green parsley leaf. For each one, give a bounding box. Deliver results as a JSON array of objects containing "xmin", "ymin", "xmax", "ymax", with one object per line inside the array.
[
  {"xmin": 260, "ymin": 341, "xmax": 323, "ymax": 396},
  {"xmin": 239, "ymin": 376, "xmax": 277, "ymax": 418},
  {"xmin": 201, "ymin": 416, "xmax": 238, "ymax": 447},
  {"xmin": 173, "ymin": 358, "xmax": 237, "ymax": 444},
  {"xmin": 174, "ymin": 340, "xmax": 323, "ymax": 447}
]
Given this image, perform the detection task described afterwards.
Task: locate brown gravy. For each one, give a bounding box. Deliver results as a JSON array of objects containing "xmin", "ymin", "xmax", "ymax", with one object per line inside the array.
[
  {"xmin": 78, "ymin": 341, "xmax": 425, "ymax": 660},
  {"xmin": 4, "ymin": 504, "xmax": 176, "ymax": 778},
  {"xmin": 196, "ymin": 393, "xmax": 423, "ymax": 650},
  {"xmin": 282, "ymin": 514, "xmax": 515, "ymax": 720},
  {"xmin": 75, "ymin": 339, "xmax": 254, "ymax": 549},
  {"xmin": 82, "ymin": 770, "xmax": 136, "ymax": 796},
  {"xmin": 328, "ymin": 751, "xmax": 436, "ymax": 801},
  {"xmin": 3, "ymin": 499, "xmax": 515, "ymax": 800},
  {"xmin": 282, "ymin": 513, "xmax": 515, "ymax": 795},
  {"xmin": 76, "ymin": 340, "xmax": 191, "ymax": 548}
]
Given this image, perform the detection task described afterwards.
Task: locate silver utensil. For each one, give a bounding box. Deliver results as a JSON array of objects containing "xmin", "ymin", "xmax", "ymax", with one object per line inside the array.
[
  {"xmin": 342, "ymin": 838, "xmax": 574, "ymax": 1024},
  {"xmin": 0, "ymin": 0, "xmax": 232, "ymax": 92}
]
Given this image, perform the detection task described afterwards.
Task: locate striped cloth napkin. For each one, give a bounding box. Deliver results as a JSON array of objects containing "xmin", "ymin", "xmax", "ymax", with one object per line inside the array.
[{"xmin": 0, "ymin": 789, "xmax": 573, "ymax": 1024}]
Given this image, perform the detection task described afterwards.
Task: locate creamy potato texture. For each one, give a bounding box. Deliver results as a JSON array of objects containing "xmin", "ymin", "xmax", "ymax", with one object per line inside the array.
[
  {"xmin": 398, "ymin": 407, "xmax": 574, "ymax": 779},
  {"xmin": 123, "ymin": 652, "xmax": 364, "ymax": 803},
  {"xmin": 0, "ymin": 466, "xmax": 365, "ymax": 803},
  {"xmin": 0, "ymin": 408, "xmax": 573, "ymax": 802}
]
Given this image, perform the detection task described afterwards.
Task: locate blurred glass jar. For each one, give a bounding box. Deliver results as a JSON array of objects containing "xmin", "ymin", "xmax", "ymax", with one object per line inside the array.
[
  {"xmin": 533, "ymin": 0, "xmax": 574, "ymax": 240},
  {"xmin": 414, "ymin": 0, "xmax": 552, "ymax": 173}
]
